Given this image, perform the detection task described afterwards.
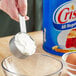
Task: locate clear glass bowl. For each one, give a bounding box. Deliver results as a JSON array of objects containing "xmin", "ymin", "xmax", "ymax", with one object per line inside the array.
[
  {"xmin": 62, "ymin": 52, "xmax": 76, "ymax": 76},
  {"xmin": 2, "ymin": 53, "xmax": 63, "ymax": 76}
]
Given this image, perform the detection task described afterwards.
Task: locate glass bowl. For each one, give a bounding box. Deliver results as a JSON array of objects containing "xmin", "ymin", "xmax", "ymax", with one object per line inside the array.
[
  {"xmin": 2, "ymin": 53, "xmax": 63, "ymax": 76},
  {"xmin": 62, "ymin": 52, "xmax": 76, "ymax": 76}
]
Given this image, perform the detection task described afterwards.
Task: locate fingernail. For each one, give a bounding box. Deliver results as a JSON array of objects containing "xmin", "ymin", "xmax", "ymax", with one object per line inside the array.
[{"xmin": 25, "ymin": 16, "xmax": 29, "ymax": 20}]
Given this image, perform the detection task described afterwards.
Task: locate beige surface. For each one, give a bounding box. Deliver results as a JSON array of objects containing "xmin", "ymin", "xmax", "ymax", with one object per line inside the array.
[{"xmin": 0, "ymin": 31, "xmax": 62, "ymax": 76}]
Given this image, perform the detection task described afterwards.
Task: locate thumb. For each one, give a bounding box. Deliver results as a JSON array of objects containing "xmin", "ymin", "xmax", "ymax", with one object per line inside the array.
[{"xmin": 18, "ymin": 0, "xmax": 27, "ymax": 16}]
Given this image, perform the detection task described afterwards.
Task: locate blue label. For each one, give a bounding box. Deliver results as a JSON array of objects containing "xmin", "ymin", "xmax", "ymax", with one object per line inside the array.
[{"xmin": 43, "ymin": 0, "xmax": 76, "ymax": 56}]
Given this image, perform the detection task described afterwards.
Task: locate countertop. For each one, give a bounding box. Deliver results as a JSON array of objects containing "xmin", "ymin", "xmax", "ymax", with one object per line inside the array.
[{"xmin": 0, "ymin": 31, "xmax": 62, "ymax": 76}]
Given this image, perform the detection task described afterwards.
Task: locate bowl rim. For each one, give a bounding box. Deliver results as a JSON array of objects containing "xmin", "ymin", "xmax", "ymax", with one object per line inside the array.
[
  {"xmin": 1, "ymin": 53, "xmax": 63, "ymax": 76},
  {"xmin": 62, "ymin": 52, "xmax": 76, "ymax": 67}
]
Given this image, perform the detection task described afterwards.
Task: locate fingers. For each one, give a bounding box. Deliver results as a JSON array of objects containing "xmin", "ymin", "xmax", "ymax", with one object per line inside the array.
[
  {"xmin": 18, "ymin": 0, "xmax": 29, "ymax": 21},
  {"xmin": 0, "ymin": 0, "xmax": 29, "ymax": 21},
  {"xmin": 18, "ymin": 0, "xmax": 27, "ymax": 16},
  {"xmin": 7, "ymin": 0, "xmax": 19, "ymax": 21},
  {"xmin": 0, "ymin": 0, "xmax": 19, "ymax": 21}
]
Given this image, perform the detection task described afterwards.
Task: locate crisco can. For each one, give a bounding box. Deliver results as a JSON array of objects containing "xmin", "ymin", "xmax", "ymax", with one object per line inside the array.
[{"xmin": 43, "ymin": 0, "xmax": 76, "ymax": 56}]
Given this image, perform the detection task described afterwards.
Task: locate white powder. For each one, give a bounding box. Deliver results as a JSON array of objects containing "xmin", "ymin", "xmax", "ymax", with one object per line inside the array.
[{"xmin": 14, "ymin": 33, "xmax": 36, "ymax": 55}]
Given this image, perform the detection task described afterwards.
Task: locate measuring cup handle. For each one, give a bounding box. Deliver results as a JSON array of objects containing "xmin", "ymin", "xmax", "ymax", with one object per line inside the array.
[{"xmin": 19, "ymin": 14, "xmax": 27, "ymax": 33}]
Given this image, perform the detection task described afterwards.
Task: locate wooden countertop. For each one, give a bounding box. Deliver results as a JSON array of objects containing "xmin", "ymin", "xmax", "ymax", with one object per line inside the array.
[{"xmin": 0, "ymin": 31, "xmax": 62, "ymax": 76}]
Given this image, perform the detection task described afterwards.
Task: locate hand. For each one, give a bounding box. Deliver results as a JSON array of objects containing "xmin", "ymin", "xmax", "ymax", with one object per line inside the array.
[{"xmin": 0, "ymin": 0, "xmax": 29, "ymax": 21}]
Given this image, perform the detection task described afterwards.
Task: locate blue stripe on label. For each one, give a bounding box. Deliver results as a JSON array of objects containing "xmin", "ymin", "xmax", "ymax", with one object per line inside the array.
[{"xmin": 53, "ymin": 21, "xmax": 76, "ymax": 30}]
